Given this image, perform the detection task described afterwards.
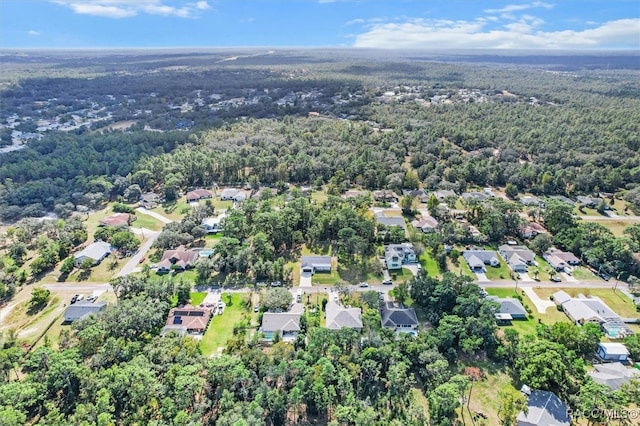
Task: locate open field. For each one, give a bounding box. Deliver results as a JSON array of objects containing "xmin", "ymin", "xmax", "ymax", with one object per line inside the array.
[
  {"xmin": 199, "ymin": 292, "xmax": 253, "ymax": 356},
  {"xmin": 419, "ymin": 251, "xmax": 441, "ymax": 277},
  {"xmin": 132, "ymin": 213, "xmax": 163, "ymax": 231},
  {"xmin": 458, "ymin": 360, "xmax": 513, "ymax": 426},
  {"xmin": 580, "ymin": 218, "xmax": 631, "ymax": 237},
  {"xmin": 570, "ymin": 266, "xmax": 599, "ymax": 280}
]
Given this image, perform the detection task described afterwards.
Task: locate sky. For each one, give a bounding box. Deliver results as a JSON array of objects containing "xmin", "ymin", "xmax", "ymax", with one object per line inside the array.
[{"xmin": 1, "ymin": 0, "xmax": 639, "ymax": 50}]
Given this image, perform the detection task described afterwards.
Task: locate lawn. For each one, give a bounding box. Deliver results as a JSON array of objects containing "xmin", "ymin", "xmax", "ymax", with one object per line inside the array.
[
  {"xmin": 571, "ymin": 267, "xmax": 598, "ymax": 280},
  {"xmin": 457, "ymin": 360, "xmax": 513, "ymax": 426},
  {"xmin": 337, "ymin": 259, "xmax": 385, "ymax": 284},
  {"xmin": 312, "ymin": 270, "xmax": 342, "ymax": 285},
  {"xmin": 419, "ymin": 251, "xmax": 441, "ymax": 277},
  {"xmin": 200, "ymin": 292, "xmax": 253, "ymax": 356},
  {"xmin": 580, "ymin": 218, "xmax": 631, "ymax": 237},
  {"xmin": 486, "ymin": 287, "xmax": 570, "ymax": 336},
  {"xmin": 190, "ymin": 292, "xmax": 207, "ymax": 305},
  {"xmin": 388, "ymin": 267, "xmax": 414, "ymax": 282},
  {"xmin": 483, "ymin": 258, "xmax": 512, "ymax": 280},
  {"xmin": 533, "ymin": 287, "xmax": 639, "ymax": 318},
  {"xmin": 131, "ymin": 213, "xmax": 163, "ymax": 231}
]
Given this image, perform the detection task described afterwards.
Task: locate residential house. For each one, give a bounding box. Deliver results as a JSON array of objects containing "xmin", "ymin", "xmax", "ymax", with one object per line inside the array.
[
  {"xmin": 140, "ymin": 192, "xmax": 160, "ymax": 209},
  {"xmin": 375, "ymin": 213, "xmax": 406, "ymax": 230},
  {"xmin": 162, "ymin": 306, "xmax": 212, "ymax": 335},
  {"xmin": 384, "ymin": 244, "xmax": 417, "ymax": 270},
  {"xmin": 519, "ymin": 195, "xmax": 545, "ymax": 207},
  {"xmin": 597, "ymin": 343, "xmax": 630, "ymax": 362},
  {"xmin": 74, "ymin": 241, "xmax": 113, "ymax": 266},
  {"xmin": 550, "ymin": 195, "xmax": 575, "ymax": 205},
  {"xmin": 260, "ymin": 303, "xmax": 304, "ymax": 342},
  {"xmin": 498, "ymin": 245, "xmax": 536, "ymax": 273},
  {"xmin": 461, "ymin": 191, "xmax": 488, "ymax": 203},
  {"xmin": 589, "ymin": 363, "xmax": 640, "ymax": 390},
  {"xmin": 325, "ymin": 301, "xmax": 363, "ymax": 331},
  {"xmin": 301, "ymin": 256, "xmax": 332, "ymax": 274},
  {"xmin": 552, "ymin": 291, "xmax": 634, "ymax": 339},
  {"xmin": 402, "ymin": 189, "xmax": 429, "ymax": 203},
  {"xmin": 186, "ymin": 188, "xmax": 213, "ymax": 202},
  {"xmin": 99, "ymin": 213, "xmax": 135, "ymax": 228},
  {"xmin": 411, "ymin": 216, "xmax": 439, "ymax": 233},
  {"xmin": 519, "ymin": 222, "xmax": 548, "ymax": 239},
  {"xmin": 63, "ymin": 300, "xmax": 107, "ymax": 323},
  {"xmin": 202, "ymin": 216, "xmax": 224, "ymax": 234},
  {"xmin": 543, "ymin": 249, "xmax": 581, "ymax": 272},
  {"xmin": 372, "ymin": 190, "xmax": 399, "ymax": 203},
  {"xmin": 219, "ymin": 188, "xmax": 247, "ymax": 202},
  {"xmin": 158, "ymin": 245, "xmax": 199, "ymax": 273},
  {"xmin": 462, "ymin": 250, "xmax": 500, "ymax": 271},
  {"xmin": 380, "ymin": 302, "xmax": 418, "ymax": 334},
  {"xmin": 432, "ymin": 189, "xmax": 457, "ymax": 201},
  {"xmin": 576, "ymin": 195, "xmax": 600, "ymax": 208},
  {"xmin": 516, "ymin": 390, "xmax": 571, "ymax": 426},
  {"xmin": 487, "ymin": 296, "xmax": 528, "ymax": 320},
  {"xmin": 251, "ymin": 187, "xmax": 276, "ymax": 199}
]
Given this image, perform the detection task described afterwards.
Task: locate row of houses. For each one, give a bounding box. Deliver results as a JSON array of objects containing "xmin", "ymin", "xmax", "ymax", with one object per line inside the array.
[
  {"xmin": 259, "ymin": 300, "xmax": 419, "ymax": 342},
  {"xmin": 462, "ymin": 245, "xmax": 581, "ymax": 274}
]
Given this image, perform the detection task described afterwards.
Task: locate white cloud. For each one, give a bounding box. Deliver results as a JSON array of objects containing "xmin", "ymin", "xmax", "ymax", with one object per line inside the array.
[
  {"xmin": 484, "ymin": 2, "xmax": 553, "ymax": 14},
  {"xmin": 28, "ymin": 30, "xmax": 41, "ymax": 36},
  {"xmin": 51, "ymin": 1, "xmax": 210, "ymax": 18},
  {"xmin": 240, "ymin": 17, "xmax": 255, "ymax": 24},
  {"xmin": 353, "ymin": 12, "xmax": 640, "ymax": 50}
]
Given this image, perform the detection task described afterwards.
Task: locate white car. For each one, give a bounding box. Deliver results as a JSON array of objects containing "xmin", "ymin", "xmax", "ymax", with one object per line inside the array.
[{"xmin": 358, "ymin": 282, "xmax": 369, "ymax": 288}]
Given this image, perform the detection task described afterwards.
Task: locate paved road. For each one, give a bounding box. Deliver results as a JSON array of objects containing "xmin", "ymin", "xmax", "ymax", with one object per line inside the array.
[
  {"xmin": 43, "ymin": 283, "xmax": 112, "ymax": 292},
  {"xmin": 578, "ymin": 214, "xmax": 640, "ymax": 221}
]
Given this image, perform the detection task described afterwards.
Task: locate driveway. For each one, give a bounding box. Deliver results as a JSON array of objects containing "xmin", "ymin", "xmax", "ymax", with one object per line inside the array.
[
  {"xmin": 561, "ymin": 272, "xmax": 578, "ymax": 282},
  {"xmin": 522, "ymin": 287, "xmax": 555, "ymax": 313},
  {"xmin": 518, "ymin": 272, "xmax": 534, "ymax": 282},
  {"xmin": 404, "ymin": 264, "xmax": 420, "ymax": 277},
  {"xmin": 115, "ymin": 229, "xmax": 160, "ymax": 277},
  {"xmin": 475, "ymin": 272, "xmax": 490, "ymax": 282},
  {"xmin": 299, "ymin": 271, "xmax": 313, "ymax": 288}
]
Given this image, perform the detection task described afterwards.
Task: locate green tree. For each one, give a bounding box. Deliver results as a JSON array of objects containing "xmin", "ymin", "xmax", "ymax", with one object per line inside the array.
[
  {"xmin": 263, "ymin": 288, "xmax": 293, "ymax": 312},
  {"xmin": 390, "ymin": 282, "xmax": 409, "ymax": 305},
  {"xmin": 29, "ymin": 287, "xmax": 51, "ymax": 310},
  {"xmin": 497, "ymin": 386, "xmax": 527, "ymax": 426}
]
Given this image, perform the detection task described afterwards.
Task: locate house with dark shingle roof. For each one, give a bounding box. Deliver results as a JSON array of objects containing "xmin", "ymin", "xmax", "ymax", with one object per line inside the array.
[
  {"xmin": 516, "ymin": 390, "xmax": 570, "ymax": 426},
  {"xmin": 498, "ymin": 245, "xmax": 536, "ymax": 273},
  {"xmin": 186, "ymin": 188, "xmax": 213, "ymax": 202},
  {"xmin": 380, "ymin": 302, "xmax": 418, "ymax": 333},
  {"xmin": 325, "ymin": 301, "xmax": 362, "ymax": 331},
  {"xmin": 63, "ymin": 300, "xmax": 107, "ymax": 323},
  {"xmin": 301, "ymin": 256, "xmax": 332, "ymax": 274}
]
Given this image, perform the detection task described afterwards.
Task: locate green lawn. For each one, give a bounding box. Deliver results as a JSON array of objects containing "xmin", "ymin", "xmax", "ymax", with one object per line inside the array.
[
  {"xmin": 388, "ymin": 267, "xmax": 414, "ymax": 282},
  {"xmin": 486, "ymin": 287, "xmax": 570, "ymax": 336},
  {"xmin": 200, "ymin": 293, "xmax": 253, "ymax": 356},
  {"xmin": 131, "ymin": 214, "xmax": 163, "ymax": 231},
  {"xmin": 483, "ymin": 257, "xmax": 511, "ymax": 280},
  {"xmin": 190, "ymin": 292, "xmax": 207, "ymax": 306},
  {"xmin": 312, "ymin": 270, "xmax": 342, "ymax": 285},
  {"xmin": 580, "ymin": 218, "xmax": 631, "ymax": 237},
  {"xmin": 419, "ymin": 252, "xmax": 441, "ymax": 277},
  {"xmin": 571, "ymin": 266, "xmax": 598, "ymax": 280},
  {"xmin": 457, "ymin": 360, "xmax": 512, "ymax": 426}
]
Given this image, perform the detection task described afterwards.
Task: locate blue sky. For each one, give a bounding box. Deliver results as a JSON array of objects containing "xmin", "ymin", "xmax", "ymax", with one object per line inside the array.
[{"xmin": 1, "ymin": 1, "xmax": 639, "ymax": 49}]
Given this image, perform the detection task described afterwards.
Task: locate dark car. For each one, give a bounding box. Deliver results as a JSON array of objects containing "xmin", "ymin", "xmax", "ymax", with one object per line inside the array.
[
  {"xmin": 599, "ymin": 272, "xmax": 610, "ymax": 281},
  {"xmin": 70, "ymin": 294, "xmax": 79, "ymax": 304},
  {"xmin": 550, "ymin": 276, "xmax": 561, "ymax": 283}
]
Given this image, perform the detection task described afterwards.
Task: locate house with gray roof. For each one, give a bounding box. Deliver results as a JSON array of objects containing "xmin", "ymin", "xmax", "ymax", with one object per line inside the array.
[
  {"xmin": 74, "ymin": 241, "xmax": 113, "ymax": 266},
  {"xmin": 326, "ymin": 301, "xmax": 362, "ymax": 331},
  {"xmin": 260, "ymin": 303, "xmax": 304, "ymax": 342},
  {"xmin": 597, "ymin": 343, "xmax": 630, "ymax": 362},
  {"xmin": 462, "ymin": 250, "xmax": 499, "ymax": 271},
  {"xmin": 412, "ymin": 216, "xmax": 439, "ymax": 233},
  {"xmin": 552, "ymin": 291, "xmax": 634, "ymax": 339},
  {"xmin": 380, "ymin": 302, "xmax": 418, "ymax": 334},
  {"xmin": 375, "ymin": 214, "xmax": 406, "ymax": 230},
  {"xmin": 461, "ymin": 191, "xmax": 488, "ymax": 203},
  {"xmin": 498, "ymin": 245, "xmax": 536, "ymax": 273},
  {"xmin": 63, "ymin": 300, "xmax": 107, "ymax": 323},
  {"xmin": 516, "ymin": 390, "xmax": 570, "ymax": 426},
  {"xmin": 384, "ymin": 244, "xmax": 417, "ymax": 270},
  {"xmin": 487, "ymin": 296, "xmax": 528, "ymax": 319},
  {"xmin": 301, "ymin": 256, "xmax": 332, "ymax": 274},
  {"xmin": 432, "ymin": 189, "xmax": 457, "ymax": 201},
  {"xmin": 589, "ymin": 362, "xmax": 639, "ymax": 390}
]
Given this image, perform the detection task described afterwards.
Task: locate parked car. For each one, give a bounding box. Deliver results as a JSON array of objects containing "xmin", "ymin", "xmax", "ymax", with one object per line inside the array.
[
  {"xmin": 382, "ymin": 279, "xmax": 393, "ymax": 285},
  {"xmin": 270, "ymin": 281, "xmax": 282, "ymax": 287},
  {"xmin": 86, "ymin": 295, "xmax": 98, "ymax": 302},
  {"xmin": 138, "ymin": 257, "xmax": 145, "ymax": 263},
  {"xmin": 358, "ymin": 282, "xmax": 369, "ymax": 288},
  {"xmin": 253, "ymin": 304, "xmax": 260, "ymax": 312},
  {"xmin": 550, "ymin": 276, "xmax": 561, "ymax": 283},
  {"xmin": 599, "ymin": 272, "xmax": 610, "ymax": 281},
  {"xmin": 70, "ymin": 294, "xmax": 79, "ymax": 304}
]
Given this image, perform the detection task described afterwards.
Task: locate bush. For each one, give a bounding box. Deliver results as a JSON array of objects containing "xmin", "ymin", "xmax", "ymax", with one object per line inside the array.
[{"xmin": 112, "ymin": 202, "xmax": 135, "ymax": 214}]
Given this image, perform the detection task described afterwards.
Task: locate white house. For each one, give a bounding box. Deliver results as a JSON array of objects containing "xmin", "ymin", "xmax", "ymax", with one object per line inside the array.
[
  {"xmin": 74, "ymin": 241, "xmax": 112, "ymax": 266},
  {"xmin": 597, "ymin": 343, "xmax": 630, "ymax": 362},
  {"xmin": 301, "ymin": 256, "xmax": 332, "ymax": 274}
]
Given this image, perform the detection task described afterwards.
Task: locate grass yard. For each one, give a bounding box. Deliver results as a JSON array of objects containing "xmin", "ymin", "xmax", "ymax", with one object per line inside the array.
[
  {"xmin": 419, "ymin": 251, "xmax": 441, "ymax": 277},
  {"xmin": 388, "ymin": 267, "xmax": 414, "ymax": 282},
  {"xmin": 533, "ymin": 287, "xmax": 639, "ymax": 318},
  {"xmin": 199, "ymin": 292, "xmax": 253, "ymax": 356},
  {"xmin": 310, "ymin": 189, "xmax": 328, "ymax": 204},
  {"xmin": 483, "ymin": 257, "xmax": 512, "ymax": 280},
  {"xmin": 458, "ymin": 361, "xmax": 513, "ymax": 426},
  {"xmin": 580, "ymin": 218, "xmax": 631, "ymax": 237},
  {"xmin": 131, "ymin": 213, "xmax": 163, "ymax": 231},
  {"xmin": 486, "ymin": 287, "xmax": 570, "ymax": 336},
  {"xmin": 190, "ymin": 292, "xmax": 207, "ymax": 306},
  {"xmin": 570, "ymin": 266, "xmax": 598, "ymax": 280},
  {"xmin": 337, "ymin": 260, "xmax": 384, "ymax": 284},
  {"xmin": 312, "ymin": 270, "xmax": 342, "ymax": 285},
  {"xmin": 451, "ymin": 258, "xmax": 477, "ymax": 279}
]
